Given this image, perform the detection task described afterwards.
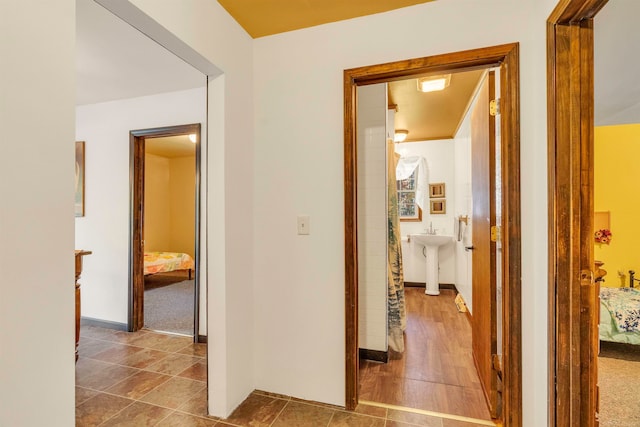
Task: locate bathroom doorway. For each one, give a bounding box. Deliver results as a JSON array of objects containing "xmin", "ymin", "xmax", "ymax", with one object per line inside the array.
[{"xmin": 344, "ymin": 44, "xmax": 522, "ymax": 426}]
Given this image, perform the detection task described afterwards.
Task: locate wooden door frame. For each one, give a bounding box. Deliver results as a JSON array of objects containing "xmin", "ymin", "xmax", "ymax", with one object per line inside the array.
[
  {"xmin": 129, "ymin": 123, "xmax": 202, "ymax": 340},
  {"xmin": 344, "ymin": 43, "xmax": 522, "ymax": 426},
  {"xmin": 547, "ymin": 1, "xmax": 608, "ymax": 426}
]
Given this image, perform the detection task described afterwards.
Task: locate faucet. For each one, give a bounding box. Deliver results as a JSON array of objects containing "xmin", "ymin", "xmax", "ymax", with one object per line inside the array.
[{"xmin": 427, "ymin": 222, "xmax": 436, "ymax": 235}]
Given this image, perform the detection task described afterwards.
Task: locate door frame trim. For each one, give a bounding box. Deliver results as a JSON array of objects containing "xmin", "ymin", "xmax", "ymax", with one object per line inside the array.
[
  {"xmin": 547, "ymin": 1, "xmax": 608, "ymax": 426},
  {"xmin": 129, "ymin": 123, "xmax": 202, "ymax": 339},
  {"xmin": 343, "ymin": 43, "xmax": 522, "ymax": 426}
]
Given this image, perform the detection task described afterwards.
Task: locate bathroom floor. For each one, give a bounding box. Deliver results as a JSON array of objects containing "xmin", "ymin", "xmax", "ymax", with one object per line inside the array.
[{"xmin": 359, "ymin": 288, "xmax": 493, "ymax": 423}]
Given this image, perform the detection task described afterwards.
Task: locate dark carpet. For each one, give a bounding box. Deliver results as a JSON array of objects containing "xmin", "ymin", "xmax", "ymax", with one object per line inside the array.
[
  {"xmin": 599, "ymin": 341, "xmax": 640, "ymax": 427},
  {"xmin": 144, "ymin": 279, "xmax": 194, "ymax": 336}
]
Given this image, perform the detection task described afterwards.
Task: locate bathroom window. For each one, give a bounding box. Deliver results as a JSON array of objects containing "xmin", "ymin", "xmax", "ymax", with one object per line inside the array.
[{"xmin": 397, "ymin": 168, "xmax": 422, "ymax": 221}]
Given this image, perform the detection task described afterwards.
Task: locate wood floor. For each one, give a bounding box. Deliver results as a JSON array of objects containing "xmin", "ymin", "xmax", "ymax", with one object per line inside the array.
[{"xmin": 359, "ymin": 288, "xmax": 493, "ymax": 421}]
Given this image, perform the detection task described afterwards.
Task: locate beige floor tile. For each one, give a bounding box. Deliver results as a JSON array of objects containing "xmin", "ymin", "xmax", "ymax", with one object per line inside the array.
[
  {"xmin": 146, "ymin": 353, "xmax": 202, "ymax": 375},
  {"xmin": 76, "ymin": 363, "xmax": 139, "ymax": 391},
  {"xmin": 177, "ymin": 342, "xmax": 207, "ymax": 358},
  {"xmin": 75, "ymin": 386, "xmax": 98, "ymax": 407},
  {"xmin": 156, "ymin": 411, "xmax": 218, "ymax": 426},
  {"xmin": 139, "ymin": 376, "xmax": 206, "ymax": 409},
  {"xmin": 100, "ymin": 402, "xmax": 173, "ymax": 426},
  {"xmin": 106, "ymin": 370, "xmax": 172, "ymax": 400},
  {"xmin": 272, "ymin": 401, "xmax": 335, "ymax": 427},
  {"xmin": 178, "ymin": 361, "xmax": 207, "ymax": 382},
  {"xmin": 177, "ymin": 389, "xmax": 213, "ymax": 418},
  {"xmin": 75, "ymin": 393, "xmax": 133, "ymax": 426},
  {"xmin": 223, "ymin": 393, "xmax": 288, "ymax": 427},
  {"xmin": 328, "ymin": 410, "xmax": 386, "ymax": 426}
]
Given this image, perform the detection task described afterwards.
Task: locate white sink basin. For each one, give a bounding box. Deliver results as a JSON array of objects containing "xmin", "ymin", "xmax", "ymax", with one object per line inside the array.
[
  {"xmin": 410, "ymin": 234, "xmax": 454, "ymax": 248},
  {"xmin": 409, "ymin": 234, "xmax": 453, "ymax": 296}
]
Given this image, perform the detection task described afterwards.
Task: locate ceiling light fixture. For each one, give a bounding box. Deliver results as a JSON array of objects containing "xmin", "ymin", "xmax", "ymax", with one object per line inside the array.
[
  {"xmin": 394, "ymin": 129, "xmax": 409, "ymax": 143},
  {"xmin": 417, "ymin": 74, "xmax": 451, "ymax": 92},
  {"xmin": 189, "ymin": 134, "xmax": 197, "ymax": 143}
]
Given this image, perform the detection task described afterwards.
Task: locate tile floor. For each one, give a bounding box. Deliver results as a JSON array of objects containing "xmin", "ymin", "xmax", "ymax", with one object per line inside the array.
[{"xmin": 77, "ymin": 325, "xmax": 494, "ymax": 426}]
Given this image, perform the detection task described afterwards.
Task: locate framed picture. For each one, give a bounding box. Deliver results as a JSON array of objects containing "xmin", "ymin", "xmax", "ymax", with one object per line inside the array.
[
  {"xmin": 430, "ymin": 199, "xmax": 446, "ymax": 214},
  {"xmin": 75, "ymin": 141, "xmax": 85, "ymax": 217},
  {"xmin": 429, "ymin": 182, "xmax": 445, "ymax": 198},
  {"xmin": 397, "ymin": 167, "xmax": 422, "ymax": 221}
]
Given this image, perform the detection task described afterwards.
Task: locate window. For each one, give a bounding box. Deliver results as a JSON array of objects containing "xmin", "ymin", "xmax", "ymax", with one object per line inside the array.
[{"xmin": 397, "ymin": 168, "xmax": 422, "ymax": 221}]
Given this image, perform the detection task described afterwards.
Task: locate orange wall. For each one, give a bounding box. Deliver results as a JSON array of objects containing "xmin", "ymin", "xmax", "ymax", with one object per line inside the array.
[
  {"xmin": 144, "ymin": 154, "xmax": 195, "ymax": 258},
  {"xmin": 594, "ymin": 124, "xmax": 640, "ymax": 287}
]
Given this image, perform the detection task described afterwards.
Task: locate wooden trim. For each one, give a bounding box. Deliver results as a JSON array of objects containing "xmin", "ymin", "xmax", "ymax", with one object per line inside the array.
[
  {"xmin": 129, "ymin": 123, "xmax": 202, "ymax": 336},
  {"xmin": 344, "ymin": 44, "xmax": 521, "ymax": 426},
  {"xmin": 547, "ymin": 2, "xmax": 607, "ymax": 426},
  {"xmin": 197, "ymin": 335, "xmax": 208, "ymax": 344},
  {"xmin": 359, "ymin": 348, "xmax": 389, "ymax": 363}
]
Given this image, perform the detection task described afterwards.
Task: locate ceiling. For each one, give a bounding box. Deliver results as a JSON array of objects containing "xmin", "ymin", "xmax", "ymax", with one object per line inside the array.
[
  {"xmin": 146, "ymin": 135, "xmax": 196, "ymax": 159},
  {"xmin": 77, "ymin": 0, "xmax": 639, "ymax": 137},
  {"xmin": 217, "ymin": 0, "xmax": 434, "ymax": 38},
  {"xmin": 389, "ymin": 70, "xmax": 486, "ymax": 142}
]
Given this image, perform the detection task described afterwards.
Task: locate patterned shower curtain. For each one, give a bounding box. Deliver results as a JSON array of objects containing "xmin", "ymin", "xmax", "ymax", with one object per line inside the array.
[{"xmin": 387, "ymin": 140, "xmax": 407, "ymax": 353}]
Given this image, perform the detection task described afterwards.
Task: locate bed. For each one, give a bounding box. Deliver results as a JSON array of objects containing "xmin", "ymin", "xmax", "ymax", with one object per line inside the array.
[
  {"xmin": 144, "ymin": 251, "xmax": 195, "ymax": 279},
  {"xmin": 599, "ymin": 286, "xmax": 640, "ymax": 345}
]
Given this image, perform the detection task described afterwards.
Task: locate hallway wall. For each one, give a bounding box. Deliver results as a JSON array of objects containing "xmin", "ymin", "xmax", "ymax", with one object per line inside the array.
[{"xmin": 253, "ymin": 1, "xmax": 551, "ymax": 424}]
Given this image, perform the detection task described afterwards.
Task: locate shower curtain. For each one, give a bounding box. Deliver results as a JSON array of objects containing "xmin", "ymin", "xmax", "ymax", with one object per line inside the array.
[{"xmin": 387, "ymin": 140, "xmax": 407, "ymax": 352}]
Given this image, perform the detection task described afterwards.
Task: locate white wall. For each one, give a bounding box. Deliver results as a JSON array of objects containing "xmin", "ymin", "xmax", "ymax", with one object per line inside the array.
[
  {"xmin": 254, "ymin": 1, "xmax": 550, "ymax": 424},
  {"xmin": 126, "ymin": 0, "xmax": 256, "ymax": 416},
  {"xmin": 75, "ymin": 88, "xmax": 206, "ymax": 326},
  {"xmin": 0, "ymin": 1, "xmax": 76, "ymax": 425},
  {"xmin": 395, "ymin": 140, "xmax": 456, "ymax": 284},
  {"xmin": 357, "ymin": 84, "xmax": 388, "ymax": 352}
]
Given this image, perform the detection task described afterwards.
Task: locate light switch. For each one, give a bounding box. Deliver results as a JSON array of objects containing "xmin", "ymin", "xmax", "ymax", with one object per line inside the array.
[{"xmin": 297, "ymin": 215, "xmax": 310, "ymax": 235}]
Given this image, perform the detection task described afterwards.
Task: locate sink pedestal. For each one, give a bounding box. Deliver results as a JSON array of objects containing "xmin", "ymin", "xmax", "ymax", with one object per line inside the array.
[
  {"xmin": 424, "ymin": 246, "xmax": 441, "ymax": 296},
  {"xmin": 409, "ymin": 234, "xmax": 454, "ymax": 296}
]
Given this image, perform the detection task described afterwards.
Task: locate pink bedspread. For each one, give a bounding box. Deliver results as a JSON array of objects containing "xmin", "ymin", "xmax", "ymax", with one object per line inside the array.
[{"xmin": 144, "ymin": 252, "xmax": 195, "ymax": 275}]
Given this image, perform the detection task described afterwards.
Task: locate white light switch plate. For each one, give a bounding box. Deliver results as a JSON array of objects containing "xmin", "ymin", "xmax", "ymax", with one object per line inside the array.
[{"xmin": 297, "ymin": 215, "xmax": 310, "ymax": 235}]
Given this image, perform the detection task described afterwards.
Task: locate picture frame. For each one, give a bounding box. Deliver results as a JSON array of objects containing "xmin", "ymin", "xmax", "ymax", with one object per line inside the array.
[
  {"xmin": 429, "ymin": 182, "xmax": 445, "ymax": 198},
  {"xmin": 430, "ymin": 199, "xmax": 446, "ymax": 214},
  {"xmin": 75, "ymin": 141, "xmax": 85, "ymax": 217}
]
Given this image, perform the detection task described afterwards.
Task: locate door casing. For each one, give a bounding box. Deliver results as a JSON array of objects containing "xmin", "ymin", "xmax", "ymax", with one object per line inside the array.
[
  {"xmin": 547, "ymin": 1, "xmax": 608, "ymax": 426},
  {"xmin": 343, "ymin": 43, "xmax": 522, "ymax": 426},
  {"xmin": 129, "ymin": 123, "xmax": 202, "ymax": 340}
]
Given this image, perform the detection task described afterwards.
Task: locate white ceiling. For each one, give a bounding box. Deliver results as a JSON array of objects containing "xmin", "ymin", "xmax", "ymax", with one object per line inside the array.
[
  {"xmin": 594, "ymin": 1, "xmax": 640, "ymax": 126},
  {"xmin": 76, "ymin": 0, "xmax": 204, "ymax": 106},
  {"xmin": 77, "ymin": 0, "xmax": 638, "ymax": 127}
]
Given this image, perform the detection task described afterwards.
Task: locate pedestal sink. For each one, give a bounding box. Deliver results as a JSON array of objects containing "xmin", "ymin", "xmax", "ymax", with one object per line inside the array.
[{"xmin": 409, "ymin": 234, "xmax": 454, "ymax": 295}]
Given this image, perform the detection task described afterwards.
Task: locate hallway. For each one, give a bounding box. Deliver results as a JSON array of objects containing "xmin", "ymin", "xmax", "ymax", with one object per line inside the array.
[{"xmin": 359, "ymin": 288, "xmax": 493, "ymax": 422}]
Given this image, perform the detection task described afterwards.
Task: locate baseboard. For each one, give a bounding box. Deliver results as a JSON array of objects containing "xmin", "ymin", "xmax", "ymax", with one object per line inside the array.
[
  {"xmin": 359, "ymin": 348, "xmax": 389, "ymax": 363},
  {"xmin": 404, "ymin": 282, "xmax": 458, "ymax": 292},
  {"xmin": 80, "ymin": 316, "xmax": 128, "ymax": 331},
  {"xmin": 197, "ymin": 335, "xmax": 208, "ymax": 343}
]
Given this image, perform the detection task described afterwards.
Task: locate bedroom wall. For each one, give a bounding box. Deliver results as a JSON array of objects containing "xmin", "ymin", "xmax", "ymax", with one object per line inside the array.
[
  {"xmin": 169, "ymin": 156, "xmax": 196, "ymax": 258},
  {"xmin": 594, "ymin": 124, "xmax": 640, "ymax": 287},
  {"xmin": 75, "ymin": 88, "xmax": 206, "ymax": 326},
  {"xmin": 144, "ymin": 153, "xmax": 196, "ymax": 258},
  {"xmin": 145, "ymin": 153, "xmax": 172, "ymax": 252},
  {"xmin": 253, "ymin": 0, "xmax": 551, "ymax": 423},
  {"xmin": 0, "ymin": 1, "xmax": 76, "ymax": 425}
]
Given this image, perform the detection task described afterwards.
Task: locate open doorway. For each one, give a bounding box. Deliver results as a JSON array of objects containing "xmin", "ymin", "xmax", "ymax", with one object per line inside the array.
[
  {"xmin": 129, "ymin": 123, "xmax": 202, "ymax": 339},
  {"xmin": 356, "ymin": 68, "xmax": 499, "ymax": 423},
  {"xmin": 548, "ymin": 1, "xmax": 640, "ymax": 425},
  {"xmin": 344, "ymin": 44, "xmax": 522, "ymax": 426}
]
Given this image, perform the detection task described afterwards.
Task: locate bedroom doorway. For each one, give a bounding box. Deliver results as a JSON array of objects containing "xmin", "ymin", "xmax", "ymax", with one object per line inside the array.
[{"xmin": 129, "ymin": 123, "xmax": 202, "ymax": 340}]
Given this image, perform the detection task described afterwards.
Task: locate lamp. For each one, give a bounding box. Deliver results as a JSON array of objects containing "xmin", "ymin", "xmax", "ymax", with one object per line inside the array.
[
  {"xmin": 394, "ymin": 129, "xmax": 409, "ymax": 143},
  {"xmin": 417, "ymin": 74, "xmax": 451, "ymax": 92}
]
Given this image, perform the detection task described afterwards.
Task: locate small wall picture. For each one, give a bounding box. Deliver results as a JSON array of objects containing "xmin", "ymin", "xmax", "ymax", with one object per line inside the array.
[
  {"xmin": 430, "ymin": 199, "xmax": 446, "ymax": 214},
  {"xmin": 75, "ymin": 141, "xmax": 85, "ymax": 217},
  {"xmin": 429, "ymin": 183, "xmax": 445, "ymax": 198}
]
